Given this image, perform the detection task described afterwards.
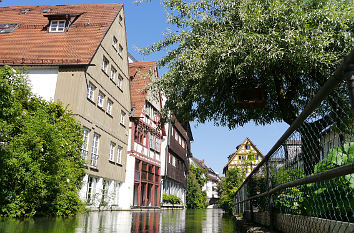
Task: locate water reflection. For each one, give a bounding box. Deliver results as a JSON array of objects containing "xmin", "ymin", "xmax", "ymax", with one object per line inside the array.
[{"xmin": 0, "ymin": 209, "xmax": 237, "ymax": 233}]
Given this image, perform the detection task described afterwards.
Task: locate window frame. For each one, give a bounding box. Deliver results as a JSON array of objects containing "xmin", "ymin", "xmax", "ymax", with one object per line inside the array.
[
  {"xmin": 117, "ymin": 74, "xmax": 123, "ymax": 90},
  {"xmin": 81, "ymin": 127, "xmax": 90, "ymax": 159},
  {"xmin": 109, "ymin": 142, "xmax": 115, "ymax": 162},
  {"xmin": 112, "ymin": 36, "xmax": 117, "ymax": 49},
  {"xmin": 91, "ymin": 133, "xmax": 100, "ymax": 168},
  {"xmin": 102, "ymin": 56, "xmax": 109, "ymax": 73},
  {"xmin": 97, "ymin": 91, "xmax": 105, "ymax": 108},
  {"xmin": 106, "ymin": 99, "xmax": 113, "ymax": 115},
  {"xmin": 117, "ymin": 145, "xmax": 123, "ymax": 164},
  {"xmin": 87, "ymin": 83, "xmax": 95, "ymax": 101},
  {"xmin": 49, "ymin": 19, "xmax": 66, "ymax": 33},
  {"xmin": 118, "ymin": 44, "xmax": 123, "ymax": 57},
  {"xmin": 120, "ymin": 111, "xmax": 126, "ymax": 125},
  {"xmin": 110, "ymin": 66, "xmax": 117, "ymax": 82}
]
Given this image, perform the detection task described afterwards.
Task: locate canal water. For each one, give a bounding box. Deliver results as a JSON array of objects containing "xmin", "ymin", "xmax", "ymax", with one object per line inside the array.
[{"xmin": 0, "ymin": 209, "xmax": 238, "ymax": 233}]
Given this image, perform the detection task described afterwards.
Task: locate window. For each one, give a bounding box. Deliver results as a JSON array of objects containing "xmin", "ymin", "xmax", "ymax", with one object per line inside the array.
[
  {"xmin": 149, "ymin": 134, "xmax": 155, "ymax": 150},
  {"xmin": 172, "ymin": 155, "xmax": 176, "ymax": 167},
  {"xmin": 117, "ymin": 146, "xmax": 122, "ymax": 164},
  {"xmin": 86, "ymin": 176, "xmax": 94, "ymax": 203},
  {"xmin": 112, "ymin": 36, "xmax": 117, "ymax": 49},
  {"xmin": 110, "ymin": 66, "xmax": 117, "ymax": 81},
  {"xmin": 118, "ymin": 44, "xmax": 123, "ymax": 57},
  {"xmin": 156, "ymin": 137, "xmax": 161, "ymax": 152},
  {"xmin": 97, "ymin": 92, "xmax": 105, "ymax": 108},
  {"xmin": 49, "ymin": 20, "xmax": 66, "ymax": 32},
  {"xmin": 118, "ymin": 15, "xmax": 123, "ymax": 24},
  {"xmin": 102, "ymin": 56, "xmax": 109, "ymax": 73},
  {"xmin": 87, "ymin": 83, "xmax": 95, "ymax": 101},
  {"xmin": 0, "ymin": 23, "xmax": 19, "ymax": 33},
  {"xmin": 81, "ymin": 128, "xmax": 90, "ymax": 159},
  {"xmin": 117, "ymin": 74, "xmax": 123, "ymax": 89},
  {"xmin": 120, "ymin": 111, "xmax": 126, "ymax": 125},
  {"xmin": 109, "ymin": 142, "xmax": 115, "ymax": 162},
  {"xmin": 101, "ymin": 179, "xmax": 110, "ymax": 204},
  {"xmin": 91, "ymin": 133, "xmax": 100, "ymax": 168},
  {"xmin": 106, "ymin": 99, "xmax": 113, "ymax": 115},
  {"xmin": 134, "ymin": 125, "xmax": 144, "ymax": 144}
]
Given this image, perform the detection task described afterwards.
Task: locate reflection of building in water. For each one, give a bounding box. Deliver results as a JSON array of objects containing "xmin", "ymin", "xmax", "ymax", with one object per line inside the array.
[
  {"xmin": 202, "ymin": 209, "xmax": 223, "ymax": 233},
  {"xmin": 159, "ymin": 210, "xmax": 186, "ymax": 233},
  {"xmin": 131, "ymin": 211, "xmax": 160, "ymax": 233},
  {"xmin": 76, "ymin": 211, "xmax": 132, "ymax": 233}
]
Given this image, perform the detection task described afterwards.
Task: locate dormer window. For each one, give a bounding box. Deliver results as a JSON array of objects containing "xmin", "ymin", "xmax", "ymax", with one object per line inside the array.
[{"xmin": 49, "ymin": 20, "xmax": 66, "ymax": 33}]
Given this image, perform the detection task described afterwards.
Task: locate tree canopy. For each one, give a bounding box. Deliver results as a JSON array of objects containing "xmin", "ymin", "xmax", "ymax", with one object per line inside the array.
[
  {"xmin": 0, "ymin": 66, "xmax": 85, "ymax": 217},
  {"xmin": 143, "ymin": 0, "xmax": 353, "ymax": 127}
]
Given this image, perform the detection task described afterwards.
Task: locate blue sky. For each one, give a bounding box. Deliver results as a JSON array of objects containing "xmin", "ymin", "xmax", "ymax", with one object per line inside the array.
[{"xmin": 1, "ymin": 0, "xmax": 289, "ymax": 175}]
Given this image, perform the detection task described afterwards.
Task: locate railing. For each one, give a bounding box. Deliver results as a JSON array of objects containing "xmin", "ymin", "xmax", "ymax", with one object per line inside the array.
[{"xmin": 234, "ymin": 50, "xmax": 354, "ymax": 232}]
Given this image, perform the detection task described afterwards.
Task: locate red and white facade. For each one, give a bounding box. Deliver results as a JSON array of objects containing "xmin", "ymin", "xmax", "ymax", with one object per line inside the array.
[{"xmin": 119, "ymin": 61, "xmax": 163, "ymax": 209}]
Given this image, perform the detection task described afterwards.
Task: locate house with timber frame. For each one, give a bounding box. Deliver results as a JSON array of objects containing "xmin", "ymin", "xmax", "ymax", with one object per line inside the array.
[
  {"xmin": 0, "ymin": 3, "xmax": 131, "ymax": 210},
  {"xmin": 223, "ymin": 137, "xmax": 264, "ymax": 178},
  {"xmin": 119, "ymin": 61, "xmax": 163, "ymax": 209}
]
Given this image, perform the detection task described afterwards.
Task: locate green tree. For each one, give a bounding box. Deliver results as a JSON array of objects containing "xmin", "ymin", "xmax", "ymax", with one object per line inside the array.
[
  {"xmin": 143, "ymin": 0, "xmax": 353, "ymax": 174},
  {"xmin": 0, "ymin": 66, "xmax": 86, "ymax": 217},
  {"xmin": 186, "ymin": 165, "xmax": 208, "ymax": 209},
  {"xmin": 217, "ymin": 168, "xmax": 243, "ymax": 214},
  {"xmin": 144, "ymin": 0, "xmax": 353, "ymax": 127}
]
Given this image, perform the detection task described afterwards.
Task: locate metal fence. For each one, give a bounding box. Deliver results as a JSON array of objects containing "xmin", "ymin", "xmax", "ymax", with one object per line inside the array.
[{"xmin": 234, "ymin": 50, "xmax": 354, "ymax": 233}]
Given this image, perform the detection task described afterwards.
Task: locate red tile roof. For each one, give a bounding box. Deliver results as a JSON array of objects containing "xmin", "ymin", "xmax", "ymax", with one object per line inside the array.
[
  {"xmin": 0, "ymin": 4, "xmax": 123, "ymax": 65},
  {"xmin": 129, "ymin": 61, "xmax": 158, "ymax": 117}
]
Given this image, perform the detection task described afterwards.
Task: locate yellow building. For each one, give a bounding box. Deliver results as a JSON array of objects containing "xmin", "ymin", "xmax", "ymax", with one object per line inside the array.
[{"xmin": 223, "ymin": 137, "xmax": 264, "ymax": 177}]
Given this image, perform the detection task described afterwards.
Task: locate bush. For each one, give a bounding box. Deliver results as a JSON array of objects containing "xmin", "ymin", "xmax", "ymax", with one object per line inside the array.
[
  {"xmin": 162, "ymin": 194, "xmax": 182, "ymax": 204},
  {"xmin": 0, "ymin": 66, "xmax": 85, "ymax": 217}
]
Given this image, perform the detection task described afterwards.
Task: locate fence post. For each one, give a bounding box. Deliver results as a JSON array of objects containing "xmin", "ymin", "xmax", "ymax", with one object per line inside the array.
[{"xmin": 266, "ymin": 161, "xmax": 274, "ymax": 230}]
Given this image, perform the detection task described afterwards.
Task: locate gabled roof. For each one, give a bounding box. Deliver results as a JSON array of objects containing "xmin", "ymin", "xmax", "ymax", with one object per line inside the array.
[
  {"xmin": 129, "ymin": 61, "xmax": 159, "ymax": 117},
  {"xmin": 190, "ymin": 156, "xmax": 221, "ymax": 182},
  {"xmin": 190, "ymin": 156, "xmax": 208, "ymax": 170},
  {"xmin": 223, "ymin": 137, "xmax": 264, "ymax": 172},
  {"xmin": 0, "ymin": 4, "xmax": 123, "ymax": 65}
]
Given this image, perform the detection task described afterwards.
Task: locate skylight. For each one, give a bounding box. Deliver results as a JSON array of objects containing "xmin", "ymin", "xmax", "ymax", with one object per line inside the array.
[{"xmin": 0, "ymin": 23, "xmax": 19, "ymax": 33}]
